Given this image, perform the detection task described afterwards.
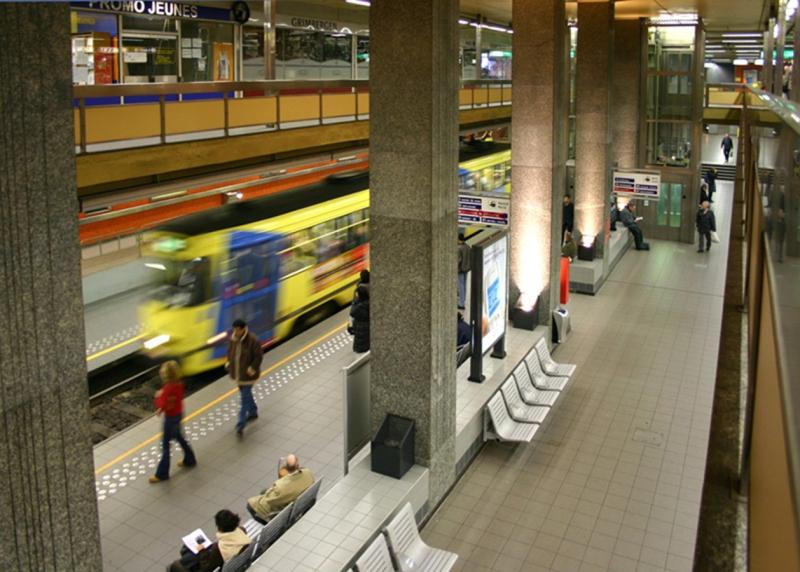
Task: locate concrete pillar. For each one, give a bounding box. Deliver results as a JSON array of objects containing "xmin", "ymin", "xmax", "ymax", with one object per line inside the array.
[
  {"xmin": 611, "ymin": 19, "xmax": 641, "ymax": 171},
  {"xmin": 510, "ymin": 0, "xmax": 568, "ymax": 322},
  {"xmin": 794, "ymin": 10, "xmax": 800, "ymax": 102},
  {"xmin": 0, "ymin": 3, "xmax": 102, "ymax": 571},
  {"xmin": 574, "ymin": 1, "xmax": 615, "ymax": 258},
  {"xmin": 369, "ymin": 0, "xmax": 459, "ymax": 505}
]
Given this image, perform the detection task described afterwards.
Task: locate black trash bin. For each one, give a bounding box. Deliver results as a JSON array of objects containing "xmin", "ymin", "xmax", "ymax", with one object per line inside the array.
[{"xmin": 371, "ymin": 414, "xmax": 415, "ymax": 479}]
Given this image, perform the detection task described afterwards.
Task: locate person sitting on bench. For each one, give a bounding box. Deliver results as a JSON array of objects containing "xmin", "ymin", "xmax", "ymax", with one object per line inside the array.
[
  {"xmin": 247, "ymin": 454, "xmax": 315, "ymax": 524},
  {"xmin": 620, "ymin": 202, "xmax": 650, "ymax": 251},
  {"xmin": 168, "ymin": 510, "xmax": 252, "ymax": 572}
]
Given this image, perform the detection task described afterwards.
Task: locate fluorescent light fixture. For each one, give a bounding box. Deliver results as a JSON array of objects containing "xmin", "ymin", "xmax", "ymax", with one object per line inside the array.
[
  {"xmin": 721, "ymin": 39, "xmax": 760, "ymax": 43},
  {"xmin": 145, "ymin": 263, "xmax": 167, "ymax": 271},
  {"xmin": 755, "ymin": 58, "xmax": 765, "ymax": 65},
  {"xmin": 721, "ymin": 33, "xmax": 765, "ymax": 38},
  {"xmin": 150, "ymin": 190, "xmax": 187, "ymax": 202},
  {"xmin": 345, "ymin": 0, "xmax": 370, "ymax": 5},
  {"xmin": 144, "ymin": 334, "xmax": 170, "ymax": 350},
  {"xmin": 481, "ymin": 24, "xmax": 508, "ymax": 32},
  {"xmin": 704, "ymin": 62, "xmax": 716, "ymax": 68},
  {"xmin": 733, "ymin": 58, "xmax": 749, "ymax": 65}
]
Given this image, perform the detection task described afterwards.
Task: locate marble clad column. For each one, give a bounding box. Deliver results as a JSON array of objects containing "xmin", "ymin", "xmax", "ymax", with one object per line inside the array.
[
  {"xmin": 612, "ymin": 19, "xmax": 641, "ymax": 171},
  {"xmin": 369, "ymin": 0, "xmax": 459, "ymax": 505},
  {"xmin": 575, "ymin": 1, "xmax": 615, "ymax": 258},
  {"xmin": 510, "ymin": 0, "xmax": 568, "ymax": 323},
  {"xmin": 0, "ymin": 4, "xmax": 102, "ymax": 571}
]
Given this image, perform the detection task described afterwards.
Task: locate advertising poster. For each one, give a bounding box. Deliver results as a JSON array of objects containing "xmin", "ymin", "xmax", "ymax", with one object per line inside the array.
[
  {"xmin": 481, "ymin": 235, "xmax": 507, "ymax": 352},
  {"xmin": 213, "ymin": 43, "xmax": 234, "ymax": 81}
]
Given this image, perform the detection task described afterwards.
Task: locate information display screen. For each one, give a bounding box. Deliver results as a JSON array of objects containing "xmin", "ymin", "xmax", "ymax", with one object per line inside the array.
[{"xmin": 481, "ymin": 235, "xmax": 507, "ymax": 352}]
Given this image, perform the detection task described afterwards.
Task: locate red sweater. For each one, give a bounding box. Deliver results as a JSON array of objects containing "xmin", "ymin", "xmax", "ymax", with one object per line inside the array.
[{"xmin": 155, "ymin": 381, "xmax": 184, "ymax": 417}]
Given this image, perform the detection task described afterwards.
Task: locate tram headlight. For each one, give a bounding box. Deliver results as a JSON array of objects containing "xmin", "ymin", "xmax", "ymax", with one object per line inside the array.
[{"xmin": 143, "ymin": 334, "xmax": 170, "ymax": 350}]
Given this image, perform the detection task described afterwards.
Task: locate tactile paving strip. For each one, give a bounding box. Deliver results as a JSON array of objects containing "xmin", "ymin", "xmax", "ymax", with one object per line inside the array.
[
  {"xmin": 94, "ymin": 331, "xmax": 351, "ymax": 501},
  {"xmin": 86, "ymin": 324, "xmax": 144, "ymax": 356}
]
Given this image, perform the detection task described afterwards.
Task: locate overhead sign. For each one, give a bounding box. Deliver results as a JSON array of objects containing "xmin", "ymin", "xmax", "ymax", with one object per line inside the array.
[
  {"xmin": 458, "ymin": 194, "xmax": 510, "ymax": 228},
  {"xmin": 612, "ymin": 170, "xmax": 661, "ymax": 199},
  {"xmin": 73, "ymin": 2, "xmax": 232, "ymax": 22},
  {"xmin": 276, "ymin": 14, "xmax": 366, "ymax": 33}
]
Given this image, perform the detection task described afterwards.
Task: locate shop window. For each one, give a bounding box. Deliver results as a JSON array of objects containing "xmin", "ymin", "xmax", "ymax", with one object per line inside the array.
[
  {"xmin": 71, "ymin": 11, "xmax": 118, "ymax": 85},
  {"xmin": 242, "ymin": 25, "xmax": 265, "ymax": 80},
  {"xmin": 181, "ymin": 21, "xmax": 235, "ymax": 83}
]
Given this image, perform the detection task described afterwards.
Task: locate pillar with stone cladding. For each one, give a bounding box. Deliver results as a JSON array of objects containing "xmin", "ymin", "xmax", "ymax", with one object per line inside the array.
[
  {"xmin": 612, "ymin": 19, "xmax": 641, "ymax": 171},
  {"xmin": 575, "ymin": 1, "xmax": 615, "ymax": 258},
  {"xmin": 0, "ymin": 3, "xmax": 102, "ymax": 571},
  {"xmin": 369, "ymin": 0, "xmax": 459, "ymax": 505},
  {"xmin": 509, "ymin": 0, "xmax": 568, "ymax": 323}
]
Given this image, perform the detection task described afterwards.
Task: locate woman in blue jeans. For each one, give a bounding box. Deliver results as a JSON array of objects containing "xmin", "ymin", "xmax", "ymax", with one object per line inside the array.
[{"xmin": 150, "ymin": 361, "xmax": 196, "ymax": 483}]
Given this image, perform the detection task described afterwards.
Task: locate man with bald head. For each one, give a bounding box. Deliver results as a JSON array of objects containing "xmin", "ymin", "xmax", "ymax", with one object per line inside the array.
[{"xmin": 247, "ymin": 454, "xmax": 315, "ymax": 523}]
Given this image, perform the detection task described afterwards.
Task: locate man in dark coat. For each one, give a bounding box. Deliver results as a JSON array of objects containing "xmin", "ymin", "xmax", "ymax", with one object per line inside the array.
[
  {"xmin": 721, "ymin": 134, "xmax": 734, "ymax": 163},
  {"xmin": 226, "ymin": 319, "xmax": 263, "ymax": 435},
  {"xmin": 562, "ymin": 195, "xmax": 574, "ymax": 243},
  {"xmin": 620, "ymin": 203, "xmax": 649, "ymax": 251},
  {"xmin": 350, "ymin": 285, "xmax": 370, "ymax": 353},
  {"xmin": 699, "ymin": 183, "xmax": 710, "ymax": 205},
  {"xmin": 704, "ymin": 168, "xmax": 717, "ymax": 202},
  {"xmin": 696, "ymin": 201, "xmax": 717, "ymax": 252}
]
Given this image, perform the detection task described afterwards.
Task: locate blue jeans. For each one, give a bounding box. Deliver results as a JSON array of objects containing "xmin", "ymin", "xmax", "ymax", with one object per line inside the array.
[
  {"xmin": 155, "ymin": 413, "xmax": 196, "ymax": 480},
  {"xmin": 237, "ymin": 384, "xmax": 258, "ymax": 430},
  {"xmin": 457, "ymin": 272, "xmax": 468, "ymax": 308}
]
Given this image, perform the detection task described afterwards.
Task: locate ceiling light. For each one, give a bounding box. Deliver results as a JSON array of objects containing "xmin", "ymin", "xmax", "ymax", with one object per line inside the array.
[
  {"xmin": 345, "ymin": 0, "xmax": 370, "ymax": 6},
  {"xmin": 733, "ymin": 58, "xmax": 749, "ymax": 65},
  {"xmin": 458, "ymin": 18, "xmax": 470, "ymax": 25},
  {"xmin": 704, "ymin": 62, "xmax": 716, "ymax": 68},
  {"xmin": 482, "ymin": 24, "xmax": 508, "ymax": 33},
  {"xmin": 721, "ymin": 39, "xmax": 760, "ymax": 43},
  {"xmin": 720, "ymin": 33, "xmax": 764, "ymax": 38},
  {"xmin": 755, "ymin": 58, "xmax": 765, "ymax": 65}
]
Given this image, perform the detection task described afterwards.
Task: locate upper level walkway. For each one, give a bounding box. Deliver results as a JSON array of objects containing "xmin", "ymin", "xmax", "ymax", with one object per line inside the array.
[{"xmin": 74, "ymin": 80, "xmax": 511, "ymax": 194}]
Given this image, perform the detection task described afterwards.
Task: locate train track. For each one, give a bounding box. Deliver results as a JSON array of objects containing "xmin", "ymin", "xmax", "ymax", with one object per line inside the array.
[{"xmin": 88, "ymin": 354, "xmax": 220, "ymax": 445}]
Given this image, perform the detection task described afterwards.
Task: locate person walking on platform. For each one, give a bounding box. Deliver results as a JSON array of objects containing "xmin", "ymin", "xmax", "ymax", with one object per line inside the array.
[
  {"xmin": 562, "ymin": 195, "xmax": 574, "ymax": 243},
  {"xmin": 721, "ymin": 134, "xmax": 734, "ymax": 163},
  {"xmin": 226, "ymin": 319, "xmax": 263, "ymax": 436},
  {"xmin": 150, "ymin": 361, "xmax": 196, "ymax": 483},
  {"xmin": 351, "ymin": 284, "xmax": 370, "ymax": 353},
  {"xmin": 696, "ymin": 201, "xmax": 716, "ymax": 252},
  {"xmin": 620, "ymin": 203, "xmax": 649, "ymax": 251},
  {"xmin": 699, "ymin": 183, "xmax": 711, "ymax": 206},
  {"xmin": 457, "ymin": 234, "xmax": 471, "ymax": 309},
  {"xmin": 704, "ymin": 168, "xmax": 717, "ymax": 203}
]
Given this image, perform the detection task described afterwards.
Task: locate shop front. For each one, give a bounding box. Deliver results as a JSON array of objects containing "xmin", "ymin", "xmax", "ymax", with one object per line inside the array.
[{"xmin": 70, "ymin": 1, "xmax": 241, "ymax": 86}]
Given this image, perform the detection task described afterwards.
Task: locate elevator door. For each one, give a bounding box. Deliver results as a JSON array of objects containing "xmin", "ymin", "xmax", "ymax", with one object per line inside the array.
[{"xmin": 639, "ymin": 181, "xmax": 684, "ymax": 241}]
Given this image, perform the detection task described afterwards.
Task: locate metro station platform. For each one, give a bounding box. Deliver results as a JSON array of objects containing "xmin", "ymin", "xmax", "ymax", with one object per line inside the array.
[{"xmin": 421, "ymin": 182, "xmax": 735, "ymax": 572}]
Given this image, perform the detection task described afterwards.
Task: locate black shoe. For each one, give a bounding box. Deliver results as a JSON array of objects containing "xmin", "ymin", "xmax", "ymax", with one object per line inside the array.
[
  {"xmin": 457, "ymin": 306, "xmax": 465, "ymax": 310},
  {"xmin": 236, "ymin": 426, "xmax": 244, "ymax": 436},
  {"xmin": 697, "ymin": 249, "xmax": 703, "ymax": 253},
  {"xmin": 247, "ymin": 414, "xmax": 259, "ymax": 422}
]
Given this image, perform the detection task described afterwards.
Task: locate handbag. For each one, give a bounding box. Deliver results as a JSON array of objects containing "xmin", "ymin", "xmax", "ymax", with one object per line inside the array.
[{"xmin": 710, "ymin": 230, "xmax": 720, "ymax": 243}]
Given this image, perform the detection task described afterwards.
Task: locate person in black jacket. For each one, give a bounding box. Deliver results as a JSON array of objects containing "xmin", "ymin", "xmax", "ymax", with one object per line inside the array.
[
  {"xmin": 562, "ymin": 195, "xmax": 574, "ymax": 243},
  {"xmin": 699, "ymin": 183, "xmax": 710, "ymax": 205},
  {"xmin": 696, "ymin": 201, "xmax": 717, "ymax": 252},
  {"xmin": 350, "ymin": 284, "xmax": 370, "ymax": 353},
  {"xmin": 704, "ymin": 168, "xmax": 717, "ymax": 202}
]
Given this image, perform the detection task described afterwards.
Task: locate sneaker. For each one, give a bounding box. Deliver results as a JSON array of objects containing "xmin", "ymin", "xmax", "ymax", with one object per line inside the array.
[
  {"xmin": 247, "ymin": 414, "xmax": 259, "ymax": 422},
  {"xmin": 149, "ymin": 475, "xmax": 166, "ymax": 483},
  {"xmin": 177, "ymin": 460, "xmax": 196, "ymax": 468}
]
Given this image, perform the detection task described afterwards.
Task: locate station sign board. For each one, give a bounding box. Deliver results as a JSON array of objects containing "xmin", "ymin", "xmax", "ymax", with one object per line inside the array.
[
  {"xmin": 612, "ymin": 170, "xmax": 661, "ymax": 200},
  {"xmin": 72, "ymin": 2, "xmax": 233, "ymax": 22},
  {"xmin": 458, "ymin": 193, "xmax": 510, "ymax": 228}
]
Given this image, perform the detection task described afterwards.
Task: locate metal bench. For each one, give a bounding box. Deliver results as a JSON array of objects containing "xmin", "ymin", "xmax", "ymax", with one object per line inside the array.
[
  {"xmin": 524, "ymin": 350, "xmax": 569, "ymax": 391},
  {"xmin": 484, "ymin": 392, "xmax": 539, "ymax": 442},
  {"xmin": 220, "ymin": 542, "xmax": 253, "ymax": 572},
  {"xmin": 251, "ymin": 502, "xmax": 293, "ymax": 560},
  {"xmin": 384, "ymin": 503, "xmax": 458, "ymax": 572},
  {"xmin": 290, "ymin": 477, "xmax": 323, "ymax": 525},
  {"xmin": 512, "ymin": 364, "xmax": 559, "ymax": 406},
  {"xmin": 534, "ymin": 338, "xmax": 576, "ymax": 377},
  {"xmin": 354, "ymin": 533, "xmax": 395, "ymax": 572},
  {"xmin": 499, "ymin": 378, "xmax": 549, "ymax": 423}
]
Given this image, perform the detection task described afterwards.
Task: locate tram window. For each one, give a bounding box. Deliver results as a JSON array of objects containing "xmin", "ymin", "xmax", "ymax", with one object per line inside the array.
[{"xmin": 149, "ymin": 256, "xmax": 209, "ymax": 307}]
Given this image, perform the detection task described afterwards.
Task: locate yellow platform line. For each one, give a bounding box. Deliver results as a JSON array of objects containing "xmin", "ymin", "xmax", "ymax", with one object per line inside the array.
[
  {"xmin": 86, "ymin": 333, "xmax": 146, "ymax": 362},
  {"xmin": 94, "ymin": 322, "xmax": 348, "ymax": 476}
]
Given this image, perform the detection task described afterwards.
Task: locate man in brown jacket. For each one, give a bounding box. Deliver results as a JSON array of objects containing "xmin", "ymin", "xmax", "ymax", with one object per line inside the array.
[{"xmin": 226, "ymin": 319, "xmax": 263, "ymax": 435}]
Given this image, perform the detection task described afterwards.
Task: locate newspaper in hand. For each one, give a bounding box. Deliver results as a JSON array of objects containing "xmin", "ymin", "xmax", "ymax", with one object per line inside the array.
[{"xmin": 182, "ymin": 528, "xmax": 212, "ymax": 554}]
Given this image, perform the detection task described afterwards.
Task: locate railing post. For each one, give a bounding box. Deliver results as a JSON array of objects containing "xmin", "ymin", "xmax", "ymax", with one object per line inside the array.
[
  {"xmin": 275, "ymin": 88, "xmax": 281, "ymax": 131},
  {"xmin": 319, "ymin": 88, "xmax": 324, "ymax": 126},
  {"xmin": 354, "ymin": 86, "xmax": 359, "ymax": 120},
  {"xmin": 224, "ymin": 91, "xmax": 230, "ymax": 137},
  {"xmin": 485, "ymin": 82, "xmax": 489, "ymax": 108},
  {"xmin": 159, "ymin": 94, "xmax": 166, "ymax": 144},
  {"xmin": 79, "ymin": 97, "xmax": 87, "ymax": 154}
]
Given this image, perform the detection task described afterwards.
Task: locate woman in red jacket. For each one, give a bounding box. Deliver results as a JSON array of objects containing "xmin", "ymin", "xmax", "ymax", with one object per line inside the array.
[{"xmin": 150, "ymin": 360, "xmax": 197, "ymax": 483}]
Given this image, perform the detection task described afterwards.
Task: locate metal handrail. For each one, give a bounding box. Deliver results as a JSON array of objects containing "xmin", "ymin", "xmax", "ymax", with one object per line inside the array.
[{"xmin": 73, "ymin": 79, "xmax": 369, "ymax": 98}]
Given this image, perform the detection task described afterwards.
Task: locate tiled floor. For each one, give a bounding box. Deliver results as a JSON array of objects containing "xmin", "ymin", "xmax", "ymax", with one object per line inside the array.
[{"xmin": 421, "ymin": 183, "xmax": 733, "ymax": 572}]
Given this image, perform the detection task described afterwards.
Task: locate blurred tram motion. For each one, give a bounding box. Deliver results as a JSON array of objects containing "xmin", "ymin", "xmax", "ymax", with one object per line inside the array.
[{"xmin": 138, "ymin": 142, "xmax": 510, "ymax": 375}]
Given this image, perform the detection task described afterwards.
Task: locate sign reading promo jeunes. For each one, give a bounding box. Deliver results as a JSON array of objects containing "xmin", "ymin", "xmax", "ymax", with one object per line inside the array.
[
  {"xmin": 612, "ymin": 170, "xmax": 661, "ymax": 199},
  {"xmin": 481, "ymin": 235, "xmax": 508, "ymax": 352}
]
